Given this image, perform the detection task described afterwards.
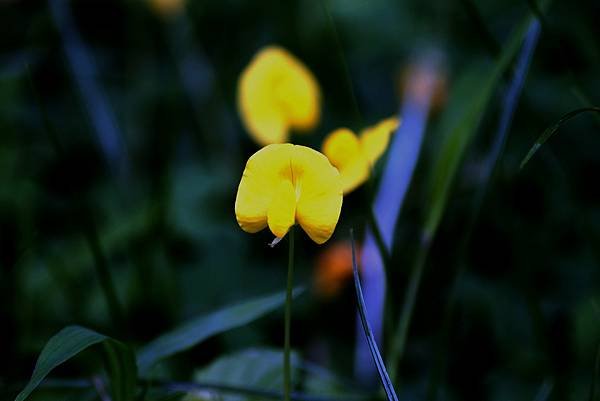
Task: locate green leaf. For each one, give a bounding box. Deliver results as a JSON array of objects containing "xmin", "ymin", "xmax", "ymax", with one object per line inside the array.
[
  {"xmin": 137, "ymin": 288, "xmax": 304, "ymax": 375},
  {"xmin": 14, "ymin": 325, "xmax": 135, "ymax": 401},
  {"xmin": 191, "ymin": 348, "xmax": 363, "ymax": 401},
  {"xmin": 424, "ymin": 10, "xmax": 543, "ymax": 237},
  {"xmin": 350, "ymin": 230, "xmax": 398, "ymax": 401},
  {"xmin": 520, "ymin": 107, "xmax": 600, "ymax": 168},
  {"xmin": 194, "ymin": 348, "xmax": 300, "ymax": 401}
]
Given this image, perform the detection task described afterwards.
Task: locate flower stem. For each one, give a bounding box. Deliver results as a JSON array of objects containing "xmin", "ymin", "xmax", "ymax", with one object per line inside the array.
[
  {"xmin": 85, "ymin": 224, "xmax": 125, "ymax": 333},
  {"xmin": 388, "ymin": 233, "xmax": 430, "ymax": 384},
  {"xmin": 284, "ymin": 227, "xmax": 295, "ymax": 401}
]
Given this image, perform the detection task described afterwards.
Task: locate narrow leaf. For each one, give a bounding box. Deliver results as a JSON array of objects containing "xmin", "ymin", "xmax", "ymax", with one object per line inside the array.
[
  {"xmin": 350, "ymin": 230, "xmax": 399, "ymax": 401},
  {"xmin": 520, "ymin": 107, "xmax": 600, "ymax": 168},
  {"xmin": 424, "ymin": 7, "xmax": 546, "ymax": 237},
  {"xmin": 14, "ymin": 325, "xmax": 132, "ymax": 401},
  {"xmin": 137, "ymin": 288, "xmax": 304, "ymax": 375}
]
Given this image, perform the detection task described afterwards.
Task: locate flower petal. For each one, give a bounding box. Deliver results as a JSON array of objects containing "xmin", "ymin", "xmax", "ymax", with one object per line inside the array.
[
  {"xmin": 322, "ymin": 128, "xmax": 369, "ymax": 194},
  {"xmin": 235, "ymin": 144, "xmax": 294, "ymax": 233},
  {"xmin": 238, "ymin": 52, "xmax": 289, "ymax": 145},
  {"xmin": 292, "ymin": 145, "xmax": 343, "ymax": 244},
  {"xmin": 273, "ymin": 52, "xmax": 320, "ymax": 131},
  {"xmin": 237, "ymin": 46, "xmax": 320, "ymax": 145},
  {"xmin": 267, "ymin": 180, "xmax": 297, "ymax": 238},
  {"xmin": 360, "ymin": 117, "xmax": 400, "ymax": 165}
]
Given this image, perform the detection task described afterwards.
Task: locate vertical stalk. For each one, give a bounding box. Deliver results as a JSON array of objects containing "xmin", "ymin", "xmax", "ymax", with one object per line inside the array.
[
  {"xmin": 388, "ymin": 234, "xmax": 430, "ymax": 383},
  {"xmin": 85, "ymin": 224, "xmax": 125, "ymax": 332},
  {"xmin": 284, "ymin": 227, "xmax": 295, "ymax": 401}
]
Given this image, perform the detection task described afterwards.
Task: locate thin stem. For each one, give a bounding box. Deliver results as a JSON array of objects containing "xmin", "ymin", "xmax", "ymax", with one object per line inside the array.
[
  {"xmin": 318, "ymin": 0, "xmax": 363, "ymax": 126},
  {"xmin": 427, "ymin": 21, "xmax": 540, "ymax": 400},
  {"xmin": 284, "ymin": 227, "xmax": 296, "ymax": 401},
  {"xmin": 27, "ymin": 66, "xmax": 124, "ymax": 334},
  {"xmin": 85, "ymin": 223, "xmax": 125, "ymax": 333},
  {"xmin": 387, "ymin": 234, "xmax": 431, "ymax": 384},
  {"xmin": 367, "ymin": 208, "xmax": 391, "ymax": 267}
]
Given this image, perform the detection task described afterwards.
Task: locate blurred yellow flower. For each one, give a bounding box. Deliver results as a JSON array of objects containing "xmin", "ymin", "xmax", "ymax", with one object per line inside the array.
[
  {"xmin": 322, "ymin": 117, "xmax": 400, "ymax": 194},
  {"xmin": 235, "ymin": 144, "xmax": 342, "ymax": 244},
  {"xmin": 148, "ymin": 0, "xmax": 184, "ymax": 17},
  {"xmin": 238, "ymin": 46, "xmax": 321, "ymax": 146}
]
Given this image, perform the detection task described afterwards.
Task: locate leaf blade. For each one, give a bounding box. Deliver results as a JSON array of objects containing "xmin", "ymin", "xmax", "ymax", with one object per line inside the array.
[
  {"xmin": 520, "ymin": 106, "xmax": 600, "ymax": 168},
  {"xmin": 137, "ymin": 288, "xmax": 304, "ymax": 375},
  {"xmin": 424, "ymin": 9, "xmax": 545, "ymax": 237},
  {"xmin": 350, "ymin": 230, "xmax": 398, "ymax": 401},
  {"xmin": 15, "ymin": 326, "xmax": 107, "ymax": 401}
]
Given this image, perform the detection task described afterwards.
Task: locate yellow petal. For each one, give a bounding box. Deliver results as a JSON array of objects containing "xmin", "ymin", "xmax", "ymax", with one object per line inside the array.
[
  {"xmin": 360, "ymin": 117, "xmax": 400, "ymax": 165},
  {"xmin": 292, "ymin": 146, "xmax": 343, "ymax": 244},
  {"xmin": 235, "ymin": 144, "xmax": 342, "ymax": 245},
  {"xmin": 235, "ymin": 144, "xmax": 294, "ymax": 233},
  {"xmin": 273, "ymin": 53, "xmax": 320, "ymax": 131},
  {"xmin": 267, "ymin": 180, "xmax": 297, "ymax": 238},
  {"xmin": 322, "ymin": 128, "xmax": 370, "ymax": 194},
  {"xmin": 237, "ymin": 46, "xmax": 320, "ymax": 145}
]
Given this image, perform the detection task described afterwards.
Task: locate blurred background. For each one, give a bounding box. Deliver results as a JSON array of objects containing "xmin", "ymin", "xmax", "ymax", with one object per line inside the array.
[{"xmin": 1, "ymin": 0, "xmax": 599, "ymax": 400}]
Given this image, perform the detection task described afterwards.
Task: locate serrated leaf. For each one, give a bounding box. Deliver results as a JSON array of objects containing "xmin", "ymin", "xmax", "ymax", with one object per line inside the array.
[
  {"xmin": 14, "ymin": 326, "xmax": 135, "ymax": 401},
  {"xmin": 137, "ymin": 288, "xmax": 304, "ymax": 375}
]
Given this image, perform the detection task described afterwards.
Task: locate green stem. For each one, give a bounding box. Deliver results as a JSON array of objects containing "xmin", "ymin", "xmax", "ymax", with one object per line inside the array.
[
  {"xmin": 388, "ymin": 233, "xmax": 431, "ymax": 384},
  {"xmin": 27, "ymin": 70, "xmax": 125, "ymax": 333},
  {"xmin": 85, "ymin": 224, "xmax": 125, "ymax": 333},
  {"xmin": 319, "ymin": 0, "xmax": 362, "ymax": 127},
  {"xmin": 284, "ymin": 227, "xmax": 295, "ymax": 401}
]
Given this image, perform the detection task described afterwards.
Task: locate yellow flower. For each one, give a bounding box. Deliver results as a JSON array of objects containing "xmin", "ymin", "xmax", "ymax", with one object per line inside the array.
[
  {"xmin": 238, "ymin": 46, "xmax": 321, "ymax": 146},
  {"xmin": 322, "ymin": 117, "xmax": 400, "ymax": 194},
  {"xmin": 235, "ymin": 144, "xmax": 343, "ymax": 244}
]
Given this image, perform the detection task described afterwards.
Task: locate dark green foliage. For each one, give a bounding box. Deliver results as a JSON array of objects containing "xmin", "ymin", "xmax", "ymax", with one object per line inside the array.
[{"xmin": 2, "ymin": 0, "xmax": 599, "ymax": 400}]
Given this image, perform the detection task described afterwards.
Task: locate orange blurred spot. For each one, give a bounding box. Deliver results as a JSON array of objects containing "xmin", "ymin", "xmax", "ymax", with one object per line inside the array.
[
  {"xmin": 314, "ymin": 241, "xmax": 361, "ymax": 298},
  {"xmin": 398, "ymin": 61, "xmax": 447, "ymax": 113}
]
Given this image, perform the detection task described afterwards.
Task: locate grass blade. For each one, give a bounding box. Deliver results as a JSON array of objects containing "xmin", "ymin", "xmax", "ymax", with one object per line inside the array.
[
  {"xmin": 423, "ymin": 10, "xmax": 539, "ymax": 237},
  {"xmin": 350, "ymin": 229, "xmax": 399, "ymax": 401},
  {"xmin": 387, "ymin": 6, "xmax": 548, "ymax": 381},
  {"xmin": 520, "ymin": 107, "xmax": 600, "ymax": 168},
  {"xmin": 14, "ymin": 326, "xmax": 134, "ymax": 401},
  {"xmin": 48, "ymin": 0, "xmax": 127, "ymax": 174},
  {"xmin": 426, "ymin": 19, "xmax": 541, "ymax": 401},
  {"xmin": 137, "ymin": 288, "xmax": 304, "ymax": 375}
]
